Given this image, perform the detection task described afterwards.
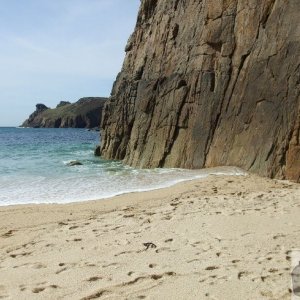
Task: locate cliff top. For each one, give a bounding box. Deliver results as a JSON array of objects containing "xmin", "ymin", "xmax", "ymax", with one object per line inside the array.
[
  {"xmin": 22, "ymin": 97, "xmax": 107, "ymax": 128},
  {"xmin": 37, "ymin": 97, "xmax": 107, "ymax": 119}
]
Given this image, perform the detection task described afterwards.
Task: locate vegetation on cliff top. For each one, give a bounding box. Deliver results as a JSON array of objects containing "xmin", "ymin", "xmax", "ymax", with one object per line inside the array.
[{"xmin": 22, "ymin": 97, "xmax": 107, "ymax": 129}]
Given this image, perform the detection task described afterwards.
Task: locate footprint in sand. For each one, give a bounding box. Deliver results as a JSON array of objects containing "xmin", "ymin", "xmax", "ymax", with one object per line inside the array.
[
  {"xmin": 14, "ymin": 262, "xmax": 47, "ymax": 270},
  {"xmin": 273, "ymin": 233, "xmax": 286, "ymax": 240},
  {"xmin": 82, "ymin": 272, "xmax": 177, "ymax": 300},
  {"xmin": 238, "ymin": 271, "xmax": 250, "ymax": 279},
  {"xmin": 81, "ymin": 289, "xmax": 110, "ymax": 300},
  {"xmin": 164, "ymin": 238, "xmax": 173, "ymax": 243},
  {"xmin": 32, "ymin": 284, "xmax": 59, "ymax": 294},
  {"xmin": 1, "ymin": 230, "xmax": 17, "ymax": 238},
  {"xmin": 0, "ymin": 285, "xmax": 9, "ymax": 298},
  {"xmin": 32, "ymin": 287, "xmax": 45, "ymax": 294},
  {"xmin": 56, "ymin": 262, "xmax": 76, "ymax": 274},
  {"xmin": 69, "ymin": 225, "xmax": 79, "ymax": 230},
  {"xmin": 205, "ymin": 265, "xmax": 220, "ymax": 272},
  {"xmin": 58, "ymin": 221, "xmax": 68, "ymax": 226},
  {"xmin": 123, "ymin": 214, "xmax": 135, "ymax": 218},
  {"xmin": 86, "ymin": 276, "xmax": 103, "ymax": 282},
  {"xmin": 102, "ymin": 262, "xmax": 119, "ymax": 268},
  {"xmin": 19, "ymin": 284, "xmax": 26, "ymax": 292},
  {"xmin": 65, "ymin": 238, "xmax": 82, "ymax": 242},
  {"xmin": 84, "ymin": 262, "xmax": 97, "ymax": 267},
  {"xmin": 114, "ymin": 250, "xmax": 135, "ymax": 257},
  {"xmin": 10, "ymin": 252, "xmax": 32, "ymax": 259}
]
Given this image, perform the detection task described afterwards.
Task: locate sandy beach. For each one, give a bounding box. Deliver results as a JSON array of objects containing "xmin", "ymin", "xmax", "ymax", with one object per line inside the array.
[{"xmin": 1, "ymin": 173, "xmax": 300, "ymax": 300}]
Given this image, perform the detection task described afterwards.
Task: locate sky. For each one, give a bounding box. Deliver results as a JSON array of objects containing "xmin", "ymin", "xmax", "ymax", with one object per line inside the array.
[{"xmin": 0, "ymin": 0, "xmax": 140, "ymax": 126}]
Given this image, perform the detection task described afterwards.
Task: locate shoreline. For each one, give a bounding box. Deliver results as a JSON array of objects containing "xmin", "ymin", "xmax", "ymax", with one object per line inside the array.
[
  {"xmin": 0, "ymin": 166, "xmax": 247, "ymax": 207},
  {"xmin": 1, "ymin": 174, "xmax": 300, "ymax": 299}
]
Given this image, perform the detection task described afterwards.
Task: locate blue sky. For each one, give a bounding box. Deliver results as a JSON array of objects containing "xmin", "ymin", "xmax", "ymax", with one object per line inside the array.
[{"xmin": 0, "ymin": 0, "xmax": 140, "ymax": 126}]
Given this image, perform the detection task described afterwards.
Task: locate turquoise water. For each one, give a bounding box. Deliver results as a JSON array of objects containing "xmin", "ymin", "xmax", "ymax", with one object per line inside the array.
[{"xmin": 0, "ymin": 127, "xmax": 245, "ymax": 206}]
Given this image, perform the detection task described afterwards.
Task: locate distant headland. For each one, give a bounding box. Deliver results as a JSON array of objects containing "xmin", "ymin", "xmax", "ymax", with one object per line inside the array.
[{"xmin": 21, "ymin": 97, "xmax": 107, "ymax": 129}]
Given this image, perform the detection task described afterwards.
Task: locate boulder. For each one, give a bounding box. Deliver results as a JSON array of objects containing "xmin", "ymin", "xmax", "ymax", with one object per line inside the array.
[
  {"xmin": 94, "ymin": 145, "xmax": 101, "ymax": 157},
  {"xmin": 67, "ymin": 160, "xmax": 83, "ymax": 166}
]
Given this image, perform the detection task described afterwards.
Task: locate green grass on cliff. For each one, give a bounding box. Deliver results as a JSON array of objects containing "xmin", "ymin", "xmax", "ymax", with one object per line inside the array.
[{"xmin": 40, "ymin": 98, "xmax": 106, "ymax": 119}]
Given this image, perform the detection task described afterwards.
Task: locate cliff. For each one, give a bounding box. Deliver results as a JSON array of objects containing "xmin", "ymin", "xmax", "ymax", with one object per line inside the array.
[
  {"xmin": 22, "ymin": 97, "xmax": 107, "ymax": 129},
  {"xmin": 100, "ymin": 0, "xmax": 300, "ymax": 181}
]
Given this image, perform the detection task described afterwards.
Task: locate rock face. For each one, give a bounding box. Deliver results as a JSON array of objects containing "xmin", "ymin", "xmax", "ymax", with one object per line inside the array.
[
  {"xmin": 100, "ymin": 0, "xmax": 300, "ymax": 181},
  {"xmin": 23, "ymin": 104, "xmax": 50, "ymax": 126},
  {"xmin": 22, "ymin": 97, "xmax": 107, "ymax": 129}
]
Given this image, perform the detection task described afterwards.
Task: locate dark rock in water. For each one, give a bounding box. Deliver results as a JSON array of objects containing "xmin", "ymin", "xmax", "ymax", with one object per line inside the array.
[
  {"xmin": 67, "ymin": 160, "xmax": 83, "ymax": 166},
  {"xmin": 89, "ymin": 127, "xmax": 100, "ymax": 132},
  {"xmin": 94, "ymin": 145, "xmax": 101, "ymax": 157},
  {"xmin": 100, "ymin": 0, "xmax": 300, "ymax": 182},
  {"xmin": 22, "ymin": 97, "xmax": 107, "ymax": 129}
]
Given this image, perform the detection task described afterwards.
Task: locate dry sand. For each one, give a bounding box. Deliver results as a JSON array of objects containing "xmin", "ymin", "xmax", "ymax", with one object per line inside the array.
[{"xmin": 0, "ymin": 174, "xmax": 300, "ymax": 300}]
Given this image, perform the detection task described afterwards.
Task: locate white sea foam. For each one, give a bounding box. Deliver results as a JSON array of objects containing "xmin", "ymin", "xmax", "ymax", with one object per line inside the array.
[
  {"xmin": 0, "ymin": 128, "xmax": 247, "ymax": 207},
  {"xmin": 0, "ymin": 166, "xmax": 246, "ymax": 206}
]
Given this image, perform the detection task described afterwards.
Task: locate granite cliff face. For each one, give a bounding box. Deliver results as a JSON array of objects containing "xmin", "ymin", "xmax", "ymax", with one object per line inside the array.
[
  {"xmin": 100, "ymin": 0, "xmax": 300, "ymax": 181},
  {"xmin": 22, "ymin": 97, "xmax": 107, "ymax": 129}
]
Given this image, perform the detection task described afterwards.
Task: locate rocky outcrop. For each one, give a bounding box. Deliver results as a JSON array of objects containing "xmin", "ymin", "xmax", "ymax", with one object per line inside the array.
[
  {"xmin": 56, "ymin": 101, "xmax": 71, "ymax": 108},
  {"xmin": 22, "ymin": 97, "xmax": 107, "ymax": 129},
  {"xmin": 23, "ymin": 104, "xmax": 50, "ymax": 126},
  {"xmin": 100, "ymin": 0, "xmax": 300, "ymax": 181}
]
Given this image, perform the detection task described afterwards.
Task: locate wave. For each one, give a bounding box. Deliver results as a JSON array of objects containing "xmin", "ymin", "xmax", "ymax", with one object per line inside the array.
[
  {"xmin": 0, "ymin": 166, "xmax": 247, "ymax": 207},
  {"xmin": 0, "ymin": 128, "xmax": 247, "ymax": 207}
]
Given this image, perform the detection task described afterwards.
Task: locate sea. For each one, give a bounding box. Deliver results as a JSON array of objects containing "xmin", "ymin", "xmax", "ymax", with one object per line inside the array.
[{"xmin": 0, "ymin": 127, "xmax": 245, "ymax": 206}]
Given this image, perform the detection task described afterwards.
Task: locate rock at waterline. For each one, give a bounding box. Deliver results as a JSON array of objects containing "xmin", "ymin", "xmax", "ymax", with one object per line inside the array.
[
  {"xmin": 94, "ymin": 145, "xmax": 101, "ymax": 157},
  {"xmin": 67, "ymin": 161, "xmax": 83, "ymax": 166}
]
